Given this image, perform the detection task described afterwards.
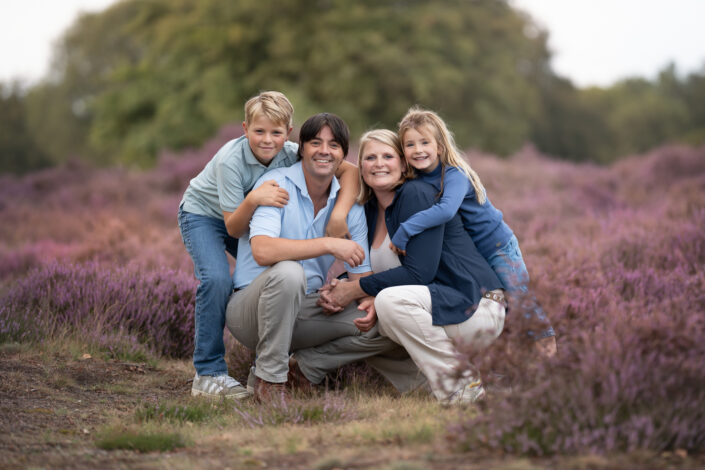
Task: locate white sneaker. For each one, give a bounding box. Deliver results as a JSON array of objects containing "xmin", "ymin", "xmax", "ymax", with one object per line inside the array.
[
  {"xmin": 444, "ymin": 380, "xmax": 486, "ymax": 405},
  {"xmin": 191, "ymin": 373, "xmax": 251, "ymax": 399}
]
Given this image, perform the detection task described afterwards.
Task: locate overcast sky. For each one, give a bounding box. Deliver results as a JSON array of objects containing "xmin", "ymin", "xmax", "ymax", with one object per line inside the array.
[
  {"xmin": 1, "ymin": 0, "xmax": 705, "ymax": 88},
  {"xmin": 511, "ymin": 0, "xmax": 705, "ymax": 86}
]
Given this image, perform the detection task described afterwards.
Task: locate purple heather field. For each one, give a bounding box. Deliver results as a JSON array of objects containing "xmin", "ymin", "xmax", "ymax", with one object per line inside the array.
[{"xmin": 1, "ymin": 124, "xmax": 704, "ymax": 455}]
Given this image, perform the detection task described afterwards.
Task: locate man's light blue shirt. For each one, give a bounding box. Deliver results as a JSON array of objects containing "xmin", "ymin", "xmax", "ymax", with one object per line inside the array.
[
  {"xmin": 181, "ymin": 136, "xmax": 299, "ymax": 219},
  {"xmin": 234, "ymin": 161, "xmax": 371, "ymax": 293}
]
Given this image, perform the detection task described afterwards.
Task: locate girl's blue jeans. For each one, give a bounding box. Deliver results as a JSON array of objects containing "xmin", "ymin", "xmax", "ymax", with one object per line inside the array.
[
  {"xmin": 485, "ymin": 234, "xmax": 555, "ymax": 339},
  {"xmin": 178, "ymin": 207, "xmax": 238, "ymax": 376}
]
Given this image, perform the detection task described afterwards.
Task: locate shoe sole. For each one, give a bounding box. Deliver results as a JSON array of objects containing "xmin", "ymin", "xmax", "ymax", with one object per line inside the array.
[
  {"xmin": 441, "ymin": 385, "xmax": 486, "ymax": 406},
  {"xmin": 191, "ymin": 388, "xmax": 251, "ymax": 400}
]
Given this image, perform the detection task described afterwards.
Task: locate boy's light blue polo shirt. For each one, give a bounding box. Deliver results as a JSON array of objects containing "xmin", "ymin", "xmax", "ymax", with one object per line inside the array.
[
  {"xmin": 234, "ymin": 161, "xmax": 371, "ymax": 294},
  {"xmin": 180, "ymin": 136, "xmax": 299, "ymax": 219}
]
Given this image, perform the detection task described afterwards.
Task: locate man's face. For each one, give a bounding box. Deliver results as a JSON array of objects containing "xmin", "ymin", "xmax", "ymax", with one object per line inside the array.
[{"xmin": 300, "ymin": 125, "xmax": 345, "ymax": 182}]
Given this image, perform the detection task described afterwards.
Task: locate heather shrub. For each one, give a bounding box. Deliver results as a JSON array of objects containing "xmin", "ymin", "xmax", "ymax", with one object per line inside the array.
[
  {"xmin": 451, "ymin": 145, "xmax": 705, "ymax": 455},
  {"xmin": 0, "ymin": 125, "xmax": 244, "ymax": 280},
  {"xmin": 0, "ymin": 244, "xmax": 41, "ymax": 279},
  {"xmin": 453, "ymin": 305, "xmax": 705, "ymax": 455},
  {"xmin": 0, "ymin": 261, "xmax": 196, "ymax": 358},
  {"xmin": 151, "ymin": 123, "xmax": 243, "ymax": 194}
]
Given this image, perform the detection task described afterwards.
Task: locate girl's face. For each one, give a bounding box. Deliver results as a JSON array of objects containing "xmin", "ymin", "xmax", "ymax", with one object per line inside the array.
[
  {"xmin": 360, "ymin": 140, "xmax": 405, "ymax": 193},
  {"xmin": 402, "ymin": 126, "xmax": 440, "ymax": 173}
]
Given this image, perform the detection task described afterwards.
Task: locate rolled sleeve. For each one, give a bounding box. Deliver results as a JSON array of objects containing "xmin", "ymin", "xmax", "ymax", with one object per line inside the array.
[
  {"xmin": 249, "ymin": 206, "xmax": 282, "ymax": 239},
  {"xmin": 343, "ymin": 204, "xmax": 371, "ymax": 274},
  {"xmin": 247, "ymin": 175, "xmax": 286, "ymax": 239}
]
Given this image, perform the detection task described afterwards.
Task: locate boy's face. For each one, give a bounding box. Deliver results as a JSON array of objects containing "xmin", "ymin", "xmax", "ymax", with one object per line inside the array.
[{"xmin": 243, "ymin": 115, "xmax": 292, "ymax": 165}]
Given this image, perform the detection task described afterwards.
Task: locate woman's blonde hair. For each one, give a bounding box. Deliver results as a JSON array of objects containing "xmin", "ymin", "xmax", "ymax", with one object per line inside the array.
[
  {"xmin": 356, "ymin": 129, "xmax": 415, "ymax": 205},
  {"xmin": 398, "ymin": 106, "xmax": 486, "ymax": 204}
]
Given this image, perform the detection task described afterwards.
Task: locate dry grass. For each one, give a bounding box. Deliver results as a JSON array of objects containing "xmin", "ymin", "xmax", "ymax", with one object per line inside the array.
[{"xmin": 2, "ymin": 339, "xmax": 704, "ymax": 469}]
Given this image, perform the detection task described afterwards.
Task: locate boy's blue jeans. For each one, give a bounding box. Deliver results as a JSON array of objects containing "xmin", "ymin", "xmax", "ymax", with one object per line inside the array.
[
  {"xmin": 485, "ymin": 234, "xmax": 555, "ymax": 339},
  {"xmin": 178, "ymin": 207, "xmax": 238, "ymax": 376}
]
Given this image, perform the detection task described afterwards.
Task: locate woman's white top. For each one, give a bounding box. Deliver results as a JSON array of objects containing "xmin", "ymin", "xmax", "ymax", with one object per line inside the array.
[{"xmin": 370, "ymin": 233, "xmax": 402, "ymax": 273}]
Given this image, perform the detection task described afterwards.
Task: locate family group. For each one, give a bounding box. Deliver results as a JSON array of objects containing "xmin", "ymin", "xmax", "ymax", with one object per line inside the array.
[{"xmin": 178, "ymin": 91, "xmax": 556, "ymax": 405}]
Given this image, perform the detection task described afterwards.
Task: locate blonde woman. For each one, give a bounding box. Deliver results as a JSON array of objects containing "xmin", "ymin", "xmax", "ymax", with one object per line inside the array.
[{"xmin": 314, "ymin": 129, "xmax": 506, "ymax": 403}]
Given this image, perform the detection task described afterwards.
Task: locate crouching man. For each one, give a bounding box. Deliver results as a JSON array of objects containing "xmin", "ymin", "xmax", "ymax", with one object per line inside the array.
[{"xmin": 225, "ymin": 113, "xmax": 389, "ymax": 402}]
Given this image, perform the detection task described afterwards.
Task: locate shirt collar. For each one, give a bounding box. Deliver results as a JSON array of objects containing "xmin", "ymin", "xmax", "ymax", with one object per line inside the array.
[
  {"xmin": 242, "ymin": 139, "xmax": 290, "ymax": 168},
  {"xmin": 422, "ymin": 163, "xmax": 443, "ymax": 179},
  {"xmin": 287, "ymin": 161, "xmax": 341, "ymax": 202}
]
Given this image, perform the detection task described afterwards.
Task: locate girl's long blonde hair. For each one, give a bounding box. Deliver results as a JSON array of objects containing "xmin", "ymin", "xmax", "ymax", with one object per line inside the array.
[
  {"xmin": 356, "ymin": 129, "xmax": 414, "ymax": 205},
  {"xmin": 398, "ymin": 106, "xmax": 486, "ymax": 205}
]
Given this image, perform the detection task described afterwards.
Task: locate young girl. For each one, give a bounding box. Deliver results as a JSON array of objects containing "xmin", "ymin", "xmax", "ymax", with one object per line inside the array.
[{"xmin": 391, "ymin": 107, "xmax": 556, "ymax": 354}]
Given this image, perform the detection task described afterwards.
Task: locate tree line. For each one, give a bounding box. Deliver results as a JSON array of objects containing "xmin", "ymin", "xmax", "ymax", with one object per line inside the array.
[{"xmin": 2, "ymin": 0, "xmax": 704, "ymax": 174}]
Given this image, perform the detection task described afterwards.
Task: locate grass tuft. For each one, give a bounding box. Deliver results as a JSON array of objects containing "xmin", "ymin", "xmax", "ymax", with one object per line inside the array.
[
  {"xmin": 135, "ymin": 399, "xmax": 226, "ymax": 424},
  {"xmin": 95, "ymin": 427, "xmax": 186, "ymax": 452},
  {"xmin": 233, "ymin": 392, "xmax": 356, "ymax": 427},
  {"xmin": 312, "ymin": 456, "xmax": 345, "ymax": 470}
]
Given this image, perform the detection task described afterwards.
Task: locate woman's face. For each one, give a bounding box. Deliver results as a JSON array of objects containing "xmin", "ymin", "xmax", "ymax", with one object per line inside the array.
[{"xmin": 360, "ymin": 140, "xmax": 405, "ymax": 193}]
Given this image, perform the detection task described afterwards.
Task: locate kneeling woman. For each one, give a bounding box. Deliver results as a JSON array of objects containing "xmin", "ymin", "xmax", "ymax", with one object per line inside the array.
[{"xmin": 325, "ymin": 129, "xmax": 506, "ymax": 403}]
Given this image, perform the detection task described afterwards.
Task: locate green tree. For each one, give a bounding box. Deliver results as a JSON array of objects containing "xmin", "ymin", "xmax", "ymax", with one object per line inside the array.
[
  {"xmin": 605, "ymin": 77, "xmax": 689, "ymax": 156},
  {"xmin": 6, "ymin": 1, "xmax": 705, "ymax": 168},
  {"xmin": 0, "ymin": 84, "xmax": 50, "ymax": 174},
  {"xmin": 675, "ymin": 65, "xmax": 705, "ymax": 144},
  {"xmin": 529, "ymin": 76, "xmax": 614, "ymax": 162},
  {"xmin": 38, "ymin": 0, "xmax": 553, "ymax": 166}
]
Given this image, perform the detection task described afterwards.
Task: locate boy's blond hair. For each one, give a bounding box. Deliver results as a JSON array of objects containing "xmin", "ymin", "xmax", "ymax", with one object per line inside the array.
[
  {"xmin": 398, "ymin": 106, "xmax": 486, "ymax": 205},
  {"xmin": 244, "ymin": 91, "xmax": 294, "ymax": 128}
]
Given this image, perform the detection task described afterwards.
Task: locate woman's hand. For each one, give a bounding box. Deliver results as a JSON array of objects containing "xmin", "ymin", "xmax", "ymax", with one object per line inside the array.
[
  {"xmin": 353, "ymin": 296, "xmax": 377, "ymax": 332},
  {"xmin": 326, "ymin": 279, "xmax": 361, "ymax": 309},
  {"xmin": 318, "ymin": 278, "xmax": 361, "ymax": 311},
  {"xmin": 248, "ymin": 180, "xmax": 289, "ymax": 207},
  {"xmin": 317, "ymin": 280, "xmax": 344, "ymax": 315}
]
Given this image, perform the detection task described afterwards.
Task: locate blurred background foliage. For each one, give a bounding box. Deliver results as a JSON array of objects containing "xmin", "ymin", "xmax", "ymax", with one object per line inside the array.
[{"xmin": 1, "ymin": 0, "xmax": 704, "ymax": 173}]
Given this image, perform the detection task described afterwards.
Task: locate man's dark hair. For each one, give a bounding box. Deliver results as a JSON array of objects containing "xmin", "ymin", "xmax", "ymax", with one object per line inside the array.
[{"xmin": 297, "ymin": 113, "xmax": 350, "ymax": 159}]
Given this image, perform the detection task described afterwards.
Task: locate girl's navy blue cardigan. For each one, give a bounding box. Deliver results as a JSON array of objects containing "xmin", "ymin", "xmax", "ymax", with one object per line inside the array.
[{"xmin": 358, "ymin": 179, "xmax": 503, "ymax": 326}]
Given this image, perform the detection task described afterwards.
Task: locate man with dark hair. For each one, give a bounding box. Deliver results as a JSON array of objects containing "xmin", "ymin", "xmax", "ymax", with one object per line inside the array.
[
  {"xmin": 225, "ymin": 113, "xmax": 378, "ymax": 402},
  {"xmin": 296, "ymin": 112, "xmax": 350, "ymax": 160}
]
